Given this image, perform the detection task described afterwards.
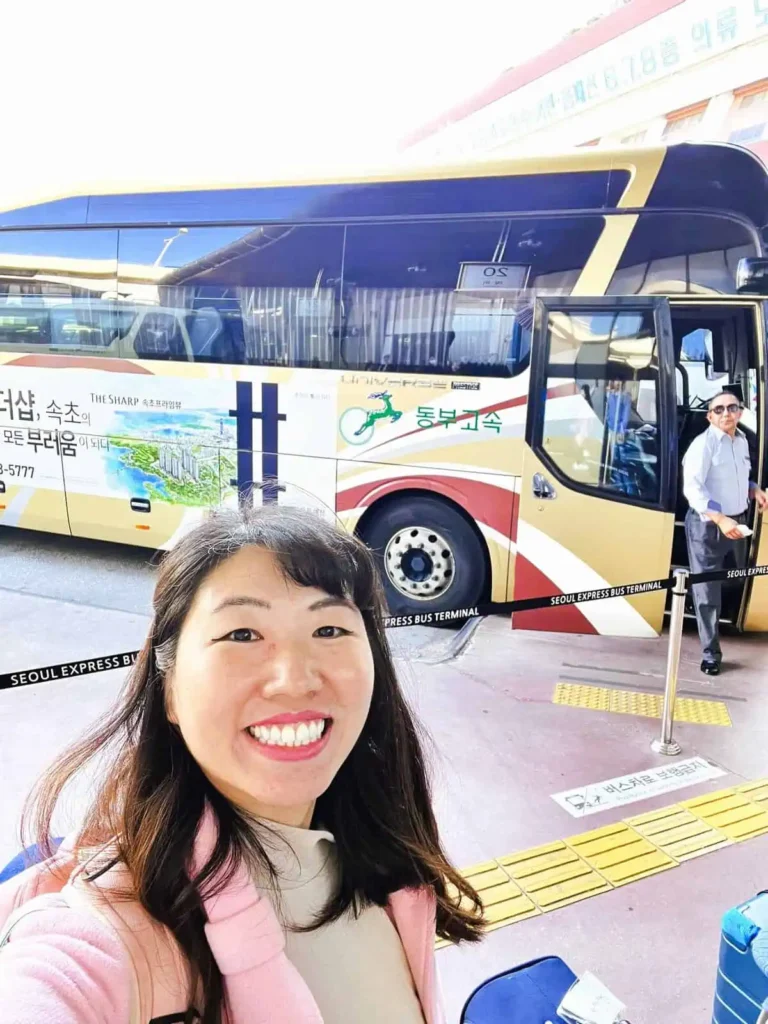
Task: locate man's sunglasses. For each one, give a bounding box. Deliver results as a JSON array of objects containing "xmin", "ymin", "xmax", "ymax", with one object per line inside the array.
[{"xmin": 710, "ymin": 402, "xmax": 741, "ymax": 415}]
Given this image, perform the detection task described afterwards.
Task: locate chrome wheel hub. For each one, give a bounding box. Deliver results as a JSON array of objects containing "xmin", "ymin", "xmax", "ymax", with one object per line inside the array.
[{"xmin": 384, "ymin": 526, "xmax": 455, "ymax": 601}]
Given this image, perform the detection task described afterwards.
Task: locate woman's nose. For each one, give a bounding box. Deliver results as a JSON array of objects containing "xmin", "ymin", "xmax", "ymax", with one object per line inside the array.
[{"xmin": 259, "ymin": 643, "xmax": 321, "ymax": 697}]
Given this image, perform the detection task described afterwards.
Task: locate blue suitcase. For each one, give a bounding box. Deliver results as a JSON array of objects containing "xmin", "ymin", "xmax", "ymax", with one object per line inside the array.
[
  {"xmin": 713, "ymin": 892, "xmax": 768, "ymax": 1023},
  {"xmin": 461, "ymin": 955, "xmax": 578, "ymax": 1024}
]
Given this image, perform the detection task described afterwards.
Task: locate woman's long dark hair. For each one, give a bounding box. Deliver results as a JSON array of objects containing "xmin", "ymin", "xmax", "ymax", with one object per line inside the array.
[{"xmin": 22, "ymin": 504, "xmax": 485, "ymax": 1023}]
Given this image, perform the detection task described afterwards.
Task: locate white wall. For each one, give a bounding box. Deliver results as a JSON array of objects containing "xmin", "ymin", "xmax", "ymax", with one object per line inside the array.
[
  {"xmin": 403, "ymin": 0, "xmax": 768, "ymax": 161},
  {"xmin": 505, "ymin": 37, "xmax": 768, "ymax": 152}
]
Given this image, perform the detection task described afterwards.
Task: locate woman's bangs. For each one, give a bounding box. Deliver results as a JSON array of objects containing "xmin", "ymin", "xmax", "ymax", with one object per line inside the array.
[{"xmin": 273, "ymin": 535, "xmax": 376, "ymax": 612}]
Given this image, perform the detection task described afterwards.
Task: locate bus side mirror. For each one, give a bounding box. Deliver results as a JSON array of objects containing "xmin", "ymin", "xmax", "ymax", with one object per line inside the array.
[{"xmin": 736, "ymin": 257, "xmax": 768, "ymax": 294}]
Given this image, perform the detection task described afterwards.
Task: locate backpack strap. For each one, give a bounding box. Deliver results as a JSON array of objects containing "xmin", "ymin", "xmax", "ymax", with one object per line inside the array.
[
  {"xmin": 66, "ymin": 879, "xmax": 145, "ymax": 1024},
  {"xmin": 70, "ymin": 849, "xmax": 194, "ymax": 1023},
  {"xmin": 0, "ymin": 843, "xmax": 193, "ymax": 1024},
  {"xmin": 0, "ymin": 892, "xmax": 68, "ymax": 949},
  {"xmin": 0, "ymin": 888, "xmax": 142, "ymax": 1024}
]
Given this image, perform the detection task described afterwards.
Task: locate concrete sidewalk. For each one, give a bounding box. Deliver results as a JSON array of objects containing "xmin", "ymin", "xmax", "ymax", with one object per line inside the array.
[{"xmin": 399, "ymin": 616, "xmax": 768, "ymax": 1022}]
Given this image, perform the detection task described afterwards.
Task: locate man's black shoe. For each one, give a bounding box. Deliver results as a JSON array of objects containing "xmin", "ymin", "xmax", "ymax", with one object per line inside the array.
[{"xmin": 701, "ymin": 659, "xmax": 721, "ymax": 676}]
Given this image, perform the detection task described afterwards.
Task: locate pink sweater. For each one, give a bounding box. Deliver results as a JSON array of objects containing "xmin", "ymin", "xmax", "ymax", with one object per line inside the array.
[{"xmin": 0, "ymin": 816, "xmax": 446, "ymax": 1024}]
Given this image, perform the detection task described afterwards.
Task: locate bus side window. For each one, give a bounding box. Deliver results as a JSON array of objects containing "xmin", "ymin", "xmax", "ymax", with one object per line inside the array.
[
  {"xmin": 340, "ymin": 216, "xmax": 603, "ymax": 376},
  {"xmin": 539, "ymin": 308, "xmax": 662, "ymax": 505},
  {"xmin": 133, "ymin": 311, "xmax": 187, "ymax": 360},
  {"xmin": 0, "ymin": 228, "xmax": 119, "ymax": 353},
  {"xmin": 506, "ymin": 313, "xmax": 532, "ymax": 375},
  {"xmin": 117, "ymin": 226, "xmax": 343, "ymax": 368},
  {"xmin": 607, "ymin": 211, "xmax": 757, "ymax": 295},
  {"xmin": 0, "ymin": 308, "xmax": 51, "ymax": 347}
]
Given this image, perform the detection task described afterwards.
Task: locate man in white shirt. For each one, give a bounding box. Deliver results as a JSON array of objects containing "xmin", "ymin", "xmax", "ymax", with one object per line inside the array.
[{"xmin": 682, "ymin": 391, "xmax": 767, "ymax": 675}]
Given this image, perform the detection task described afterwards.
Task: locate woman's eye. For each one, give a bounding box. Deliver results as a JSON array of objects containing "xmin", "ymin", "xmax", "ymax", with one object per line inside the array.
[
  {"xmin": 314, "ymin": 625, "xmax": 350, "ymax": 639},
  {"xmin": 225, "ymin": 628, "xmax": 260, "ymax": 643}
]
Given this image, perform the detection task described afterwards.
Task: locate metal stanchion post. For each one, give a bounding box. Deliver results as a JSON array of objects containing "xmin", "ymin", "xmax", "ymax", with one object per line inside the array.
[{"xmin": 652, "ymin": 568, "xmax": 689, "ymax": 756}]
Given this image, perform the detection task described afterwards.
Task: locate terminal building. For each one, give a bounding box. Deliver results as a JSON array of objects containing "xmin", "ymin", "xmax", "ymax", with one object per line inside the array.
[{"xmin": 399, "ymin": 0, "xmax": 768, "ymax": 165}]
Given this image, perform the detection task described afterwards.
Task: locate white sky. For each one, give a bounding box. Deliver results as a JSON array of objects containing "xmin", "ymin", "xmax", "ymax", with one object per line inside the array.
[{"xmin": 1, "ymin": 0, "xmax": 612, "ymax": 206}]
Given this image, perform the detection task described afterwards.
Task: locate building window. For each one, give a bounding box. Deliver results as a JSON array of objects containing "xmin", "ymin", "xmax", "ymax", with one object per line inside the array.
[
  {"xmin": 621, "ymin": 130, "xmax": 647, "ymax": 145},
  {"xmin": 662, "ymin": 106, "xmax": 706, "ymax": 142},
  {"xmin": 727, "ymin": 81, "xmax": 768, "ymax": 144}
]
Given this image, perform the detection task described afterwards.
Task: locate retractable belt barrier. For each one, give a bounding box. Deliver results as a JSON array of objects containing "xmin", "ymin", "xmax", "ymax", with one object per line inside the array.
[{"xmin": 2, "ymin": 564, "xmax": 767, "ymax": 692}]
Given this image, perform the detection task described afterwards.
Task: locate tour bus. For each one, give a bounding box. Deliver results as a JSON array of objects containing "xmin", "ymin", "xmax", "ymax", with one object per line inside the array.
[{"xmin": 0, "ymin": 141, "xmax": 766, "ymax": 637}]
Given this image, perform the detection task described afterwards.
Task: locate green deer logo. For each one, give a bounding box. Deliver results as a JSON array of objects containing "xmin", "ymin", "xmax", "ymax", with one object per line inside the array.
[{"xmin": 353, "ymin": 391, "xmax": 403, "ymax": 436}]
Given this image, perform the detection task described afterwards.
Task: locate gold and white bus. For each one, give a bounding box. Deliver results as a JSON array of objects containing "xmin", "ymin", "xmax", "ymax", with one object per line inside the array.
[{"xmin": 0, "ymin": 141, "xmax": 766, "ymax": 636}]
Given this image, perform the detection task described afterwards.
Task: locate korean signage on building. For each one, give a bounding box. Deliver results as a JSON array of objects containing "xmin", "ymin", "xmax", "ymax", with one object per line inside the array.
[{"xmin": 419, "ymin": 0, "xmax": 768, "ymax": 159}]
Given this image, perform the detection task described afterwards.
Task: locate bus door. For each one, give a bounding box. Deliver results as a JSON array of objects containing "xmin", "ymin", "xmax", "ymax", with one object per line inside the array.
[
  {"xmin": 743, "ymin": 300, "xmax": 768, "ymax": 631},
  {"xmin": 512, "ymin": 297, "xmax": 677, "ymax": 637},
  {"xmin": 669, "ymin": 298, "xmax": 767, "ymax": 632}
]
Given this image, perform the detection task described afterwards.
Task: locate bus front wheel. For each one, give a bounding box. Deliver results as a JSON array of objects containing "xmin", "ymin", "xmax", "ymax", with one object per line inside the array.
[{"xmin": 358, "ymin": 495, "xmax": 488, "ymax": 618}]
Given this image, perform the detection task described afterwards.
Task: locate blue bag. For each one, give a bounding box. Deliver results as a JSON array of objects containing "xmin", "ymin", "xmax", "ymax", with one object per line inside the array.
[
  {"xmin": 0, "ymin": 839, "xmax": 63, "ymax": 884},
  {"xmin": 461, "ymin": 955, "xmax": 578, "ymax": 1024}
]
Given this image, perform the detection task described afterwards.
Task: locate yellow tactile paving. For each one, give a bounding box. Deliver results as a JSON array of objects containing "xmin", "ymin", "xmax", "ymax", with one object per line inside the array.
[
  {"xmin": 567, "ymin": 822, "xmax": 676, "ymax": 885},
  {"xmin": 459, "ymin": 862, "xmax": 510, "ymax": 891},
  {"xmin": 498, "ymin": 841, "xmax": 612, "ymax": 911},
  {"xmin": 627, "ymin": 805, "xmax": 730, "ymax": 861},
  {"xmin": 484, "ymin": 892, "xmax": 540, "ymax": 929},
  {"xmin": 683, "ymin": 789, "xmax": 768, "ymax": 841},
  {"xmin": 527, "ymin": 871, "xmax": 611, "ymax": 910},
  {"xmin": 553, "ymin": 682, "xmax": 732, "ymax": 726},
  {"xmin": 737, "ymin": 779, "xmax": 768, "ymax": 809},
  {"xmin": 498, "ymin": 841, "xmax": 580, "ymax": 881},
  {"xmin": 437, "ymin": 777, "xmax": 768, "ymax": 950},
  {"xmin": 437, "ymin": 864, "xmax": 541, "ymax": 947}
]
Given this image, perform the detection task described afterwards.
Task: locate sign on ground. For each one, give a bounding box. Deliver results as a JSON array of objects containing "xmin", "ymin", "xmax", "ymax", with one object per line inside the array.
[{"xmin": 552, "ymin": 757, "xmax": 727, "ymax": 818}]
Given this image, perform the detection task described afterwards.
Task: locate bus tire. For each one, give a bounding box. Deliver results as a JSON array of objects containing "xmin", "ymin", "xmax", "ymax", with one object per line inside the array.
[{"xmin": 358, "ymin": 495, "xmax": 488, "ymax": 618}]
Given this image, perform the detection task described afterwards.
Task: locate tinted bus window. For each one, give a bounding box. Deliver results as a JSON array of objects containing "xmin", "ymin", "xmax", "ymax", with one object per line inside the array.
[
  {"xmin": 0, "ymin": 308, "xmax": 52, "ymax": 346},
  {"xmin": 117, "ymin": 226, "xmax": 343, "ymax": 366},
  {"xmin": 540, "ymin": 308, "xmax": 661, "ymax": 505},
  {"xmin": 607, "ymin": 213, "xmax": 757, "ymax": 295},
  {"xmin": 50, "ymin": 306, "xmax": 137, "ymax": 349},
  {"xmin": 0, "ymin": 229, "xmax": 120, "ymax": 351},
  {"xmin": 340, "ymin": 216, "xmax": 604, "ymax": 376}
]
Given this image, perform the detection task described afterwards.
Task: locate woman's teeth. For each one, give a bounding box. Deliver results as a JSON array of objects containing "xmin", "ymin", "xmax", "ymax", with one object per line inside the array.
[{"xmin": 247, "ymin": 720, "xmax": 328, "ymax": 747}]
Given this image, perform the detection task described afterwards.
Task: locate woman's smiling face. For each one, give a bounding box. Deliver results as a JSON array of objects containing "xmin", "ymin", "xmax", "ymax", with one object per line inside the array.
[{"xmin": 166, "ymin": 545, "xmax": 375, "ymax": 827}]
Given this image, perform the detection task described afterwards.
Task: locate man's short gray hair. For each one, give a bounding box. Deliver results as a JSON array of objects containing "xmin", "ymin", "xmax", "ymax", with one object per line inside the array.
[{"xmin": 708, "ymin": 391, "xmax": 740, "ymax": 411}]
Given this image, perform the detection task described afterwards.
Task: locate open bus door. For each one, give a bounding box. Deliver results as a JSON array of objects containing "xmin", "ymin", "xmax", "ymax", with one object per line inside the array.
[
  {"xmin": 512, "ymin": 297, "xmax": 678, "ymax": 637},
  {"xmin": 742, "ymin": 298, "xmax": 768, "ymax": 632}
]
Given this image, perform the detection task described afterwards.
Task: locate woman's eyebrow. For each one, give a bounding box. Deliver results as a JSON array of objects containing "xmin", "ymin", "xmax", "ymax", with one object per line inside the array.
[
  {"xmin": 211, "ymin": 595, "xmax": 355, "ymax": 614},
  {"xmin": 308, "ymin": 596, "xmax": 357, "ymax": 612},
  {"xmin": 212, "ymin": 595, "xmax": 271, "ymax": 614}
]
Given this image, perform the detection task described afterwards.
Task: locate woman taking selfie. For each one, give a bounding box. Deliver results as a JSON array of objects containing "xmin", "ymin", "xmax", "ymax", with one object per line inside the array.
[{"xmin": 0, "ymin": 505, "xmax": 484, "ymax": 1023}]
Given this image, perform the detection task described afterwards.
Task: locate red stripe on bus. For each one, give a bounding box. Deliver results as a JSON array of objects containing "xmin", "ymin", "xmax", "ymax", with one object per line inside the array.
[
  {"xmin": 6, "ymin": 355, "xmax": 152, "ymax": 374},
  {"xmin": 511, "ymin": 555, "xmax": 597, "ymax": 634},
  {"xmin": 338, "ymin": 474, "xmax": 517, "ymax": 540}
]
